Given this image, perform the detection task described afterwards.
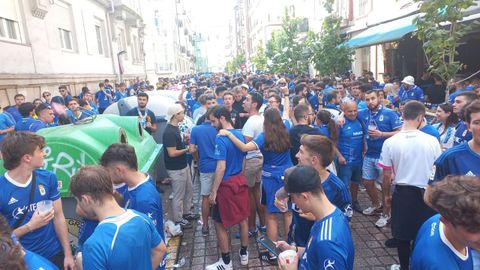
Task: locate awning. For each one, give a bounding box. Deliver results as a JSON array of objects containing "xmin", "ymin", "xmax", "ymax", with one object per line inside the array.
[{"xmin": 346, "ymin": 14, "xmax": 420, "ymax": 49}]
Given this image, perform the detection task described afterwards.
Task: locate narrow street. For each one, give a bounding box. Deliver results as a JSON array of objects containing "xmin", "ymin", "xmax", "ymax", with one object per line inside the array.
[{"xmin": 161, "ymin": 168, "xmax": 398, "ymax": 269}]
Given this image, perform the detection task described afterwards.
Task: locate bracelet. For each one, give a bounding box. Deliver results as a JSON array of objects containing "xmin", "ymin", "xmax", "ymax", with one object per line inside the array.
[
  {"xmin": 227, "ymin": 131, "xmax": 231, "ymax": 137},
  {"xmin": 295, "ymin": 245, "xmax": 298, "ymax": 252}
]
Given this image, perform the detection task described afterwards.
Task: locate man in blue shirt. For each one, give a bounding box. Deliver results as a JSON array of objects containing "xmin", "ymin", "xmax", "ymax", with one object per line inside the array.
[
  {"xmin": 398, "ymin": 75, "xmax": 424, "ymax": 103},
  {"xmin": 66, "ymin": 98, "xmax": 95, "ymax": 124},
  {"xmin": 350, "ymin": 82, "xmax": 368, "ymax": 110},
  {"xmin": 15, "ymin": 102, "xmax": 36, "ymax": 132},
  {"xmin": 277, "ymin": 166, "xmax": 354, "ymax": 270},
  {"xmin": 114, "ymin": 82, "xmax": 130, "ymax": 102},
  {"xmin": 126, "ymin": 93, "xmax": 157, "ymax": 135},
  {"xmin": 448, "ymin": 78, "xmax": 472, "ymax": 104},
  {"xmin": 70, "ymin": 166, "xmax": 166, "ymax": 270},
  {"xmin": 337, "ymin": 101, "xmax": 365, "ymax": 213},
  {"xmin": 0, "ymin": 132, "xmax": 74, "ymax": 269},
  {"xmin": 452, "ymin": 92, "xmax": 478, "ymax": 146},
  {"xmin": 29, "ymin": 104, "xmax": 56, "ymax": 132},
  {"xmin": 58, "ymin": 85, "xmax": 72, "ymax": 105},
  {"xmin": 412, "ymin": 176, "xmax": 479, "ymax": 270},
  {"xmin": 357, "ymin": 89, "xmax": 401, "ymax": 216},
  {"xmin": 100, "ymin": 143, "xmax": 166, "ymax": 270},
  {"xmin": 432, "ymin": 100, "xmax": 480, "ymax": 182},
  {"xmin": 0, "ymin": 215, "xmax": 59, "ymax": 270},
  {"xmin": 189, "ymin": 107, "xmax": 218, "ymax": 235},
  {"xmin": 0, "ymin": 106, "xmax": 15, "ymax": 147},
  {"xmin": 95, "ymin": 83, "xmax": 113, "ymax": 114},
  {"xmin": 6, "ymin": 93, "xmax": 25, "ymax": 123},
  {"xmin": 285, "ymin": 135, "xmax": 352, "ymax": 251},
  {"xmin": 207, "ymin": 106, "xmax": 249, "ymax": 270}
]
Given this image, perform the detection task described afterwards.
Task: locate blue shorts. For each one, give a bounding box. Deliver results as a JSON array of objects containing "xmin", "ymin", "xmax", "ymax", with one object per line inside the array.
[
  {"xmin": 260, "ymin": 170, "xmax": 285, "ymax": 214},
  {"xmin": 337, "ymin": 163, "xmax": 362, "ymax": 186},
  {"xmin": 362, "ymin": 157, "xmax": 382, "ymax": 181}
]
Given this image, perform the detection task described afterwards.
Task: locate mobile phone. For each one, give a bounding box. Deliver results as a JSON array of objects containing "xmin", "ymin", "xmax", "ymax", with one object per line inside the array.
[{"xmin": 257, "ymin": 235, "xmax": 282, "ymax": 256}]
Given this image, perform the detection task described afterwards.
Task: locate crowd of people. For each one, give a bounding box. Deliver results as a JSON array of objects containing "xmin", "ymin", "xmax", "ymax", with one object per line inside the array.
[{"xmin": 0, "ymin": 70, "xmax": 479, "ymax": 270}]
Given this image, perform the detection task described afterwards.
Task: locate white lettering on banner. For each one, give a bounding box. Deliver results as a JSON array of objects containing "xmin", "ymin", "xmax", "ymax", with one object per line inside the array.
[{"xmin": 43, "ymin": 146, "xmax": 87, "ymax": 178}]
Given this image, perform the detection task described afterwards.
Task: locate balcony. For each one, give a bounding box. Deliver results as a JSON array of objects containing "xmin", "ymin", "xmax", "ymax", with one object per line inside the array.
[{"xmin": 113, "ymin": 0, "xmax": 142, "ymax": 25}]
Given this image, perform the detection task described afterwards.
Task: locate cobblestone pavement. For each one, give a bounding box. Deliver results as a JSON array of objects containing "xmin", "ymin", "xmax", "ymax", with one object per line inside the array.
[{"xmin": 160, "ymin": 169, "xmax": 398, "ymax": 269}]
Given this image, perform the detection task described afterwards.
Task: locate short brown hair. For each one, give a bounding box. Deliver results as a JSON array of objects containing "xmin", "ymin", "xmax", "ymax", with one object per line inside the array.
[
  {"xmin": 1, "ymin": 132, "xmax": 45, "ymax": 170},
  {"xmin": 99, "ymin": 143, "xmax": 138, "ymax": 170},
  {"xmin": 300, "ymin": 135, "xmax": 334, "ymax": 167},
  {"xmin": 428, "ymin": 175, "xmax": 480, "ymax": 232},
  {"xmin": 70, "ymin": 165, "xmax": 114, "ymax": 203},
  {"xmin": 464, "ymin": 100, "xmax": 480, "ymax": 124}
]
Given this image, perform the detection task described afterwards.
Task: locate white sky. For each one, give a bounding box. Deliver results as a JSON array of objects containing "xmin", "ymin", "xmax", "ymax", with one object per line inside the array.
[
  {"xmin": 184, "ymin": 0, "xmax": 235, "ymax": 32},
  {"xmin": 184, "ymin": 0, "xmax": 235, "ymax": 70}
]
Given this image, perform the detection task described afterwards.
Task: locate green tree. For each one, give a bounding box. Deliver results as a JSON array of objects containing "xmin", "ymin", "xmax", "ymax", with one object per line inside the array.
[
  {"xmin": 413, "ymin": 0, "xmax": 478, "ymax": 100},
  {"xmin": 265, "ymin": 9, "xmax": 309, "ymax": 74},
  {"xmin": 308, "ymin": 0, "xmax": 352, "ymax": 76},
  {"xmin": 251, "ymin": 44, "xmax": 267, "ymax": 71},
  {"xmin": 224, "ymin": 53, "xmax": 246, "ymax": 74}
]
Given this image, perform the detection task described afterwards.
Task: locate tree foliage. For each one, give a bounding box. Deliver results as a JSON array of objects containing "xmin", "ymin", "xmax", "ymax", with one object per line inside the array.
[
  {"xmin": 251, "ymin": 44, "xmax": 267, "ymax": 71},
  {"xmin": 265, "ymin": 9, "xmax": 309, "ymax": 74},
  {"xmin": 308, "ymin": 0, "xmax": 352, "ymax": 76},
  {"xmin": 413, "ymin": 0, "xmax": 478, "ymax": 100},
  {"xmin": 225, "ymin": 53, "xmax": 245, "ymax": 74}
]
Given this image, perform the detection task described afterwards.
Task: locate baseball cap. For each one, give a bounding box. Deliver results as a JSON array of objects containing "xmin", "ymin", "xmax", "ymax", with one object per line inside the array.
[
  {"xmin": 401, "ymin": 75, "xmax": 415, "ymax": 86},
  {"xmin": 241, "ymin": 84, "xmax": 249, "ymax": 89},
  {"xmin": 166, "ymin": 103, "xmax": 184, "ymax": 120},
  {"xmin": 284, "ymin": 166, "xmax": 322, "ymax": 194}
]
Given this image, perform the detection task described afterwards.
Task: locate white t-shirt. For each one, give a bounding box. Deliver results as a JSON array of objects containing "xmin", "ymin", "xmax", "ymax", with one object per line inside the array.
[
  {"xmin": 378, "ymin": 130, "xmax": 442, "ymax": 188},
  {"xmin": 242, "ymin": 114, "xmax": 264, "ymax": 159}
]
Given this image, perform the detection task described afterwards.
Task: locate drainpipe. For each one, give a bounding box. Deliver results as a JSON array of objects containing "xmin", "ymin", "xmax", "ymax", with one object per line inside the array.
[{"xmin": 106, "ymin": 2, "xmax": 118, "ymax": 82}]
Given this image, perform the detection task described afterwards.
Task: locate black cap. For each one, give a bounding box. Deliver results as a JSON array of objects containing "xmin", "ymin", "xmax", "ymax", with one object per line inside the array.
[{"xmin": 285, "ymin": 165, "xmax": 322, "ymax": 194}]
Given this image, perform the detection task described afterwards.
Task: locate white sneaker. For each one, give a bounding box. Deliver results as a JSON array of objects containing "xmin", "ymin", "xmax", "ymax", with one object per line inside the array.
[
  {"xmin": 206, "ymin": 258, "xmax": 233, "ymax": 270},
  {"xmin": 362, "ymin": 205, "xmax": 383, "ymax": 216},
  {"xmin": 390, "ymin": 264, "xmax": 400, "ymax": 270},
  {"xmin": 375, "ymin": 214, "xmax": 391, "ymax": 228},
  {"xmin": 239, "ymin": 250, "xmax": 249, "ymax": 266}
]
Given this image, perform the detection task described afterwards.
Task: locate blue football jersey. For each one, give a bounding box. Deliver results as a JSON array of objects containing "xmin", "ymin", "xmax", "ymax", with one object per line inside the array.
[
  {"xmin": 299, "ymin": 208, "xmax": 354, "ymax": 270},
  {"xmin": 453, "ymin": 121, "xmax": 472, "ymax": 146},
  {"xmin": 289, "ymin": 172, "xmax": 352, "ymax": 247},
  {"xmin": 0, "ymin": 170, "xmax": 62, "ymax": 258},
  {"xmin": 358, "ymin": 106, "xmax": 402, "ymax": 158},
  {"xmin": 24, "ymin": 249, "xmax": 59, "ymax": 270},
  {"xmin": 82, "ymin": 209, "xmax": 162, "ymax": 270},
  {"xmin": 411, "ymin": 214, "xmax": 473, "ymax": 270},
  {"xmin": 431, "ymin": 143, "xmax": 480, "ymax": 183},
  {"xmin": 213, "ymin": 129, "xmax": 246, "ymax": 180}
]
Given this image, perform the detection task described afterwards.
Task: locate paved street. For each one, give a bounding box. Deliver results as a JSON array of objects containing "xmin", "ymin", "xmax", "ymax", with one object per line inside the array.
[{"xmin": 161, "ymin": 169, "xmax": 398, "ymax": 269}]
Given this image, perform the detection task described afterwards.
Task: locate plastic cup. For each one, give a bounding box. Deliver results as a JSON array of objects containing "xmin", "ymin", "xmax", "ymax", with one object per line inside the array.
[
  {"xmin": 275, "ymin": 188, "xmax": 289, "ymax": 213},
  {"xmin": 36, "ymin": 200, "xmax": 53, "ymax": 214},
  {"xmin": 279, "ymin": 249, "xmax": 297, "ymax": 265}
]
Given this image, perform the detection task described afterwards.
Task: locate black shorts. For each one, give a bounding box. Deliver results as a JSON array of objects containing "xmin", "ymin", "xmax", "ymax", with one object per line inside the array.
[
  {"xmin": 212, "ymin": 203, "xmax": 222, "ymax": 224},
  {"xmin": 391, "ymin": 185, "xmax": 436, "ymax": 241}
]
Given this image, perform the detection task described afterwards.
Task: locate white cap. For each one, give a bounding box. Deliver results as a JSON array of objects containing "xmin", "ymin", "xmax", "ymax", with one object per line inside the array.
[
  {"xmin": 166, "ymin": 103, "xmax": 184, "ymax": 121},
  {"xmin": 402, "ymin": 75, "xmax": 415, "ymax": 85},
  {"xmin": 241, "ymin": 84, "xmax": 249, "ymax": 89}
]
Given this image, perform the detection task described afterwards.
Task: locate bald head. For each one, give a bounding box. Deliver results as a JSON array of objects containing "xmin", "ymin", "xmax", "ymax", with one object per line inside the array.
[{"xmin": 341, "ymin": 100, "xmax": 358, "ymax": 121}]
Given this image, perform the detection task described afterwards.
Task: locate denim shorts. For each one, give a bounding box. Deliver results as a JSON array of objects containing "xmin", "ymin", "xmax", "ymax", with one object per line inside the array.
[
  {"xmin": 362, "ymin": 157, "xmax": 383, "ymax": 181},
  {"xmin": 337, "ymin": 163, "xmax": 363, "ymax": 186}
]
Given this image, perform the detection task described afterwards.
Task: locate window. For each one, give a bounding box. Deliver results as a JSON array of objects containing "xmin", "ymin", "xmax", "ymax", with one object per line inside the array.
[
  {"xmin": 358, "ymin": 0, "xmax": 370, "ymax": 17},
  {"xmin": 0, "ymin": 17, "xmax": 20, "ymax": 42},
  {"xmin": 95, "ymin": 25, "xmax": 103, "ymax": 54},
  {"xmin": 59, "ymin": 28, "xmax": 73, "ymax": 50}
]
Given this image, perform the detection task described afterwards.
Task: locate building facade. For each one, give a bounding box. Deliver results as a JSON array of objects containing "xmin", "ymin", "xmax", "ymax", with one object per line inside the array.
[{"xmin": 0, "ymin": 0, "xmax": 195, "ymax": 107}]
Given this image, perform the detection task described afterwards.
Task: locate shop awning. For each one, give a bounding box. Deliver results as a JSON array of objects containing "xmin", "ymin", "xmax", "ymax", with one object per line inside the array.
[{"xmin": 346, "ymin": 14, "xmax": 420, "ymax": 48}]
